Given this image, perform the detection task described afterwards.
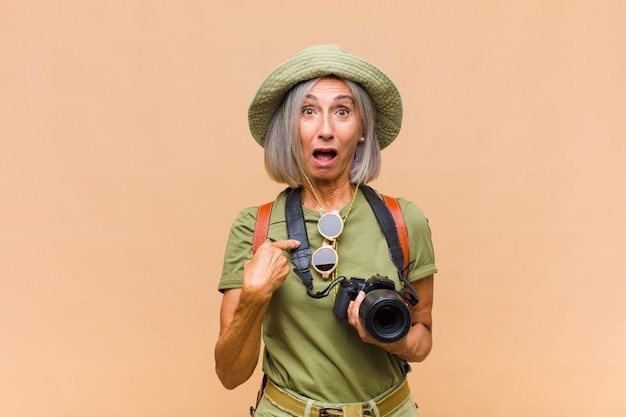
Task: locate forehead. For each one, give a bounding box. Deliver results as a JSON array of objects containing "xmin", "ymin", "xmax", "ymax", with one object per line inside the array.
[{"xmin": 307, "ymin": 77, "xmax": 353, "ymax": 97}]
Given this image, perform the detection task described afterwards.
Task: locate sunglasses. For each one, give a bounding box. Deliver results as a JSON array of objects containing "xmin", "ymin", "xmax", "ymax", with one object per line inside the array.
[{"xmin": 311, "ymin": 211, "xmax": 344, "ymax": 279}]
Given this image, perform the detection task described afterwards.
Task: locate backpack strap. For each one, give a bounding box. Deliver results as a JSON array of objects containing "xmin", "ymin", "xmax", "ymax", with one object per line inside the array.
[
  {"xmin": 252, "ymin": 201, "xmax": 273, "ymax": 254},
  {"xmin": 382, "ymin": 195, "xmax": 410, "ymax": 277}
]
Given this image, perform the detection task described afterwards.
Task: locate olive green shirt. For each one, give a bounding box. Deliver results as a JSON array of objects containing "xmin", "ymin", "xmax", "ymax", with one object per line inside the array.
[{"xmin": 219, "ymin": 188, "xmax": 437, "ymax": 403}]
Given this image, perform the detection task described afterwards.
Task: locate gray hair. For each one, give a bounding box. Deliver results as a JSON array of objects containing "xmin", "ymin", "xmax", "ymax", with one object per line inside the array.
[{"xmin": 264, "ymin": 76, "xmax": 382, "ymax": 188}]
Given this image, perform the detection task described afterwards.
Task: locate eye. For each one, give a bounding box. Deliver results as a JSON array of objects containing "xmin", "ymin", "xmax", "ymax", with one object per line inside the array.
[
  {"xmin": 336, "ymin": 107, "xmax": 350, "ymax": 117},
  {"xmin": 302, "ymin": 107, "xmax": 315, "ymax": 116}
]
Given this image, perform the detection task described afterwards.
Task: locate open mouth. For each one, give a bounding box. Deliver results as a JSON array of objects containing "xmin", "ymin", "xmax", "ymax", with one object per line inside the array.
[{"xmin": 313, "ymin": 149, "xmax": 337, "ymax": 163}]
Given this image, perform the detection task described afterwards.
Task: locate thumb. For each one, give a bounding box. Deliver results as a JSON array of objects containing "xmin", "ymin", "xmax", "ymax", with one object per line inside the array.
[{"xmin": 273, "ymin": 239, "xmax": 301, "ymax": 251}]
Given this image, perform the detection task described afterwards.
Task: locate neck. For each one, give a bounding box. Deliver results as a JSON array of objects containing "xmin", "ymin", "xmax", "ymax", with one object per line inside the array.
[{"xmin": 300, "ymin": 179, "xmax": 356, "ymax": 213}]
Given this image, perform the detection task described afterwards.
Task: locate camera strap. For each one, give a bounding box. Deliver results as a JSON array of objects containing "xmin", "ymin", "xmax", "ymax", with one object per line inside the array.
[
  {"xmin": 361, "ymin": 185, "xmax": 419, "ymax": 306},
  {"xmin": 285, "ymin": 187, "xmax": 344, "ymax": 298},
  {"xmin": 252, "ymin": 186, "xmax": 417, "ymax": 304},
  {"xmin": 284, "ymin": 188, "xmax": 315, "ymax": 292}
]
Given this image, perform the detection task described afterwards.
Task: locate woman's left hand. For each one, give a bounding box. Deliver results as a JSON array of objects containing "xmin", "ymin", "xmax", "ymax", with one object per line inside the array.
[
  {"xmin": 347, "ymin": 275, "xmax": 434, "ymax": 362},
  {"xmin": 346, "ymin": 291, "xmax": 379, "ymax": 344}
]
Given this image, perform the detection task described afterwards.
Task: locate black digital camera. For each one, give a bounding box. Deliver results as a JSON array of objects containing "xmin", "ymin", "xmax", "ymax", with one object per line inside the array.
[{"xmin": 333, "ymin": 274, "xmax": 412, "ymax": 343}]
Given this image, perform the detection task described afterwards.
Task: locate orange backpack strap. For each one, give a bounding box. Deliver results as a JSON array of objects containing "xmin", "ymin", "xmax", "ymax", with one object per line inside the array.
[
  {"xmin": 252, "ymin": 202, "xmax": 273, "ymax": 254},
  {"xmin": 382, "ymin": 195, "xmax": 410, "ymax": 276}
]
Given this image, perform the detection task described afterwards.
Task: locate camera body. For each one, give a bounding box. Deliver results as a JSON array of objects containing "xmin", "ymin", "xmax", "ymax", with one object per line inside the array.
[{"xmin": 333, "ymin": 274, "xmax": 412, "ymax": 343}]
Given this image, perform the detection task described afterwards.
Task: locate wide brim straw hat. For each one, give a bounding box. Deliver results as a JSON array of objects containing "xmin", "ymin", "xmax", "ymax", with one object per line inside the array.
[{"xmin": 248, "ymin": 44, "xmax": 403, "ymax": 150}]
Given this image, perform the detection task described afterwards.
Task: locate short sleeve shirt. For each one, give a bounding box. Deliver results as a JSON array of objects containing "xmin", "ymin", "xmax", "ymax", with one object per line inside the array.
[{"xmin": 219, "ymin": 188, "xmax": 437, "ymax": 403}]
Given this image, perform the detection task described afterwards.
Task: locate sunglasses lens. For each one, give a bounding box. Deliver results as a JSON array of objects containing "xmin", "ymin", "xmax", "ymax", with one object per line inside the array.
[
  {"xmin": 312, "ymin": 246, "xmax": 337, "ymax": 273},
  {"xmin": 318, "ymin": 212, "xmax": 343, "ymax": 241}
]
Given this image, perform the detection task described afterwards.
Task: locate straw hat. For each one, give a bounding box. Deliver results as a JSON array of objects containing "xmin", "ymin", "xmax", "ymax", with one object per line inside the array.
[{"xmin": 248, "ymin": 44, "xmax": 403, "ymax": 149}]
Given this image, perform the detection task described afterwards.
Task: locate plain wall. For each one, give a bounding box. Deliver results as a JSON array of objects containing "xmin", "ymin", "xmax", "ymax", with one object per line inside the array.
[{"xmin": 1, "ymin": 1, "xmax": 625, "ymax": 416}]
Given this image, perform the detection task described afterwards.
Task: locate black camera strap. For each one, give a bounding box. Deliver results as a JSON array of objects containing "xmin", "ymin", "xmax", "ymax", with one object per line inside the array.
[
  {"xmin": 282, "ymin": 186, "xmax": 418, "ymax": 305},
  {"xmin": 285, "ymin": 188, "xmax": 343, "ymax": 298},
  {"xmin": 361, "ymin": 186, "xmax": 405, "ymax": 274},
  {"xmin": 361, "ymin": 185, "xmax": 419, "ymax": 306}
]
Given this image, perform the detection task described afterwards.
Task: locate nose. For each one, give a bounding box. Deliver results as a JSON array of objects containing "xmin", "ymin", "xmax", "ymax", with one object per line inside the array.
[{"xmin": 318, "ymin": 113, "xmax": 334, "ymax": 140}]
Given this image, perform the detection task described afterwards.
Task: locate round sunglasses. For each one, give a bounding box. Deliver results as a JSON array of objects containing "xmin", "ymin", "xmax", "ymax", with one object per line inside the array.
[{"xmin": 311, "ymin": 211, "xmax": 344, "ymax": 279}]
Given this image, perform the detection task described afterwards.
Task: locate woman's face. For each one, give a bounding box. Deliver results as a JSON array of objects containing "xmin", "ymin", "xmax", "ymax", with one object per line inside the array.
[{"xmin": 299, "ymin": 77, "xmax": 363, "ymax": 185}]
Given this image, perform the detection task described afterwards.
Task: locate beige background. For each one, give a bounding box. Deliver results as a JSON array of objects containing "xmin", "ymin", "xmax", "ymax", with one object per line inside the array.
[{"xmin": 1, "ymin": 1, "xmax": 625, "ymax": 416}]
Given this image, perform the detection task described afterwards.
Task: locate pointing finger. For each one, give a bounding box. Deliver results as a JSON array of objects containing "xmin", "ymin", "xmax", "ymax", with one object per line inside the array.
[{"xmin": 272, "ymin": 239, "xmax": 301, "ymax": 251}]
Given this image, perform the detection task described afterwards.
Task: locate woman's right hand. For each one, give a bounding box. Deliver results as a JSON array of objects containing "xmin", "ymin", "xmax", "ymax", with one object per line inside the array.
[{"xmin": 242, "ymin": 239, "xmax": 301, "ymax": 300}]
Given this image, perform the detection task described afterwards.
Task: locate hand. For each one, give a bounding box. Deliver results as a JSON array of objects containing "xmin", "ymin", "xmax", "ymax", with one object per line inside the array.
[
  {"xmin": 347, "ymin": 276, "xmax": 434, "ymax": 362},
  {"xmin": 347, "ymin": 291, "xmax": 377, "ymax": 344},
  {"xmin": 347, "ymin": 291, "xmax": 400, "ymax": 349},
  {"xmin": 242, "ymin": 239, "xmax": 300, "ymax": 298}
]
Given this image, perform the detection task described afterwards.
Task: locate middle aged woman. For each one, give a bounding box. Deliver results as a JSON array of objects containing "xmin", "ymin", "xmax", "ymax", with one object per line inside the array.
[{"xmin": 215, "ymin": 44, "xmax": 437, "ymax": 417}]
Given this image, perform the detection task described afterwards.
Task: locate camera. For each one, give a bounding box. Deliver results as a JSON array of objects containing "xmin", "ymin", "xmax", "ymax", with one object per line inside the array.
[{"xmin": 333, "ymin": 274, "xmax": 412, "ymax": 343}]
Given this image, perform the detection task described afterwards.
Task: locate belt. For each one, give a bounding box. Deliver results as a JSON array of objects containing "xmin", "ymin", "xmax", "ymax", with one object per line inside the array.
[{"xmin": 263, "ymin": 379, "xmax": 411, "ymax": 417}]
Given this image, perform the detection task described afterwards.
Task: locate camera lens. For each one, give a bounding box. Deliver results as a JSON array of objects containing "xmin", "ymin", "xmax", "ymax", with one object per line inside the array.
[
  {"xmin": 360, "ymin": 289, "xmax": 411, "ymax": 343},
  {"xmin": 374, "ymin": 305, "xmax": 398, "ymax": 329}
]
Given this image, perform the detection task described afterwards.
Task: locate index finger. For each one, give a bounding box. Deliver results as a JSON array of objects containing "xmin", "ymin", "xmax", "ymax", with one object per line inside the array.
[{"xmin": 271, "ymin": 239, "xmax": 301, "ymax": 251}]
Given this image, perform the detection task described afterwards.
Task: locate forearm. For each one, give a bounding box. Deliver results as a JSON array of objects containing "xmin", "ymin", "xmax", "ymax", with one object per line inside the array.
[
  {"xmin": 215, "ymin": 292, "xmax": 270, "ymax": 389},
  {"xmin": 386, "ymin": 321, "xmax": 432, "ymax": 362},
  {"xmin": 390, "ymin": 275, "xmax": 434, "ymax": 362},
  {"xmin": 215, "ymin": 239, "xmax": 300, "ymax": 388}
]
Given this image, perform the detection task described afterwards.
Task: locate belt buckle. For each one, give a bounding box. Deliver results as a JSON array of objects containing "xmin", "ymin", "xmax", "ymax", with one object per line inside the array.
[
  {"xmin": 319, "ymin": 404, "xmax": 372, "ymax": 417},
  {"xmin": 319, "ymin": 407, "xmax": 343, "ymax": 417}
]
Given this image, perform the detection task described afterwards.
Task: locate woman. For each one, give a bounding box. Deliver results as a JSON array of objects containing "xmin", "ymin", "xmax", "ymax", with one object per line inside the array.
[{"xmin": 215, "ymin": 44, "xmax": 437, "ymax": 417}]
